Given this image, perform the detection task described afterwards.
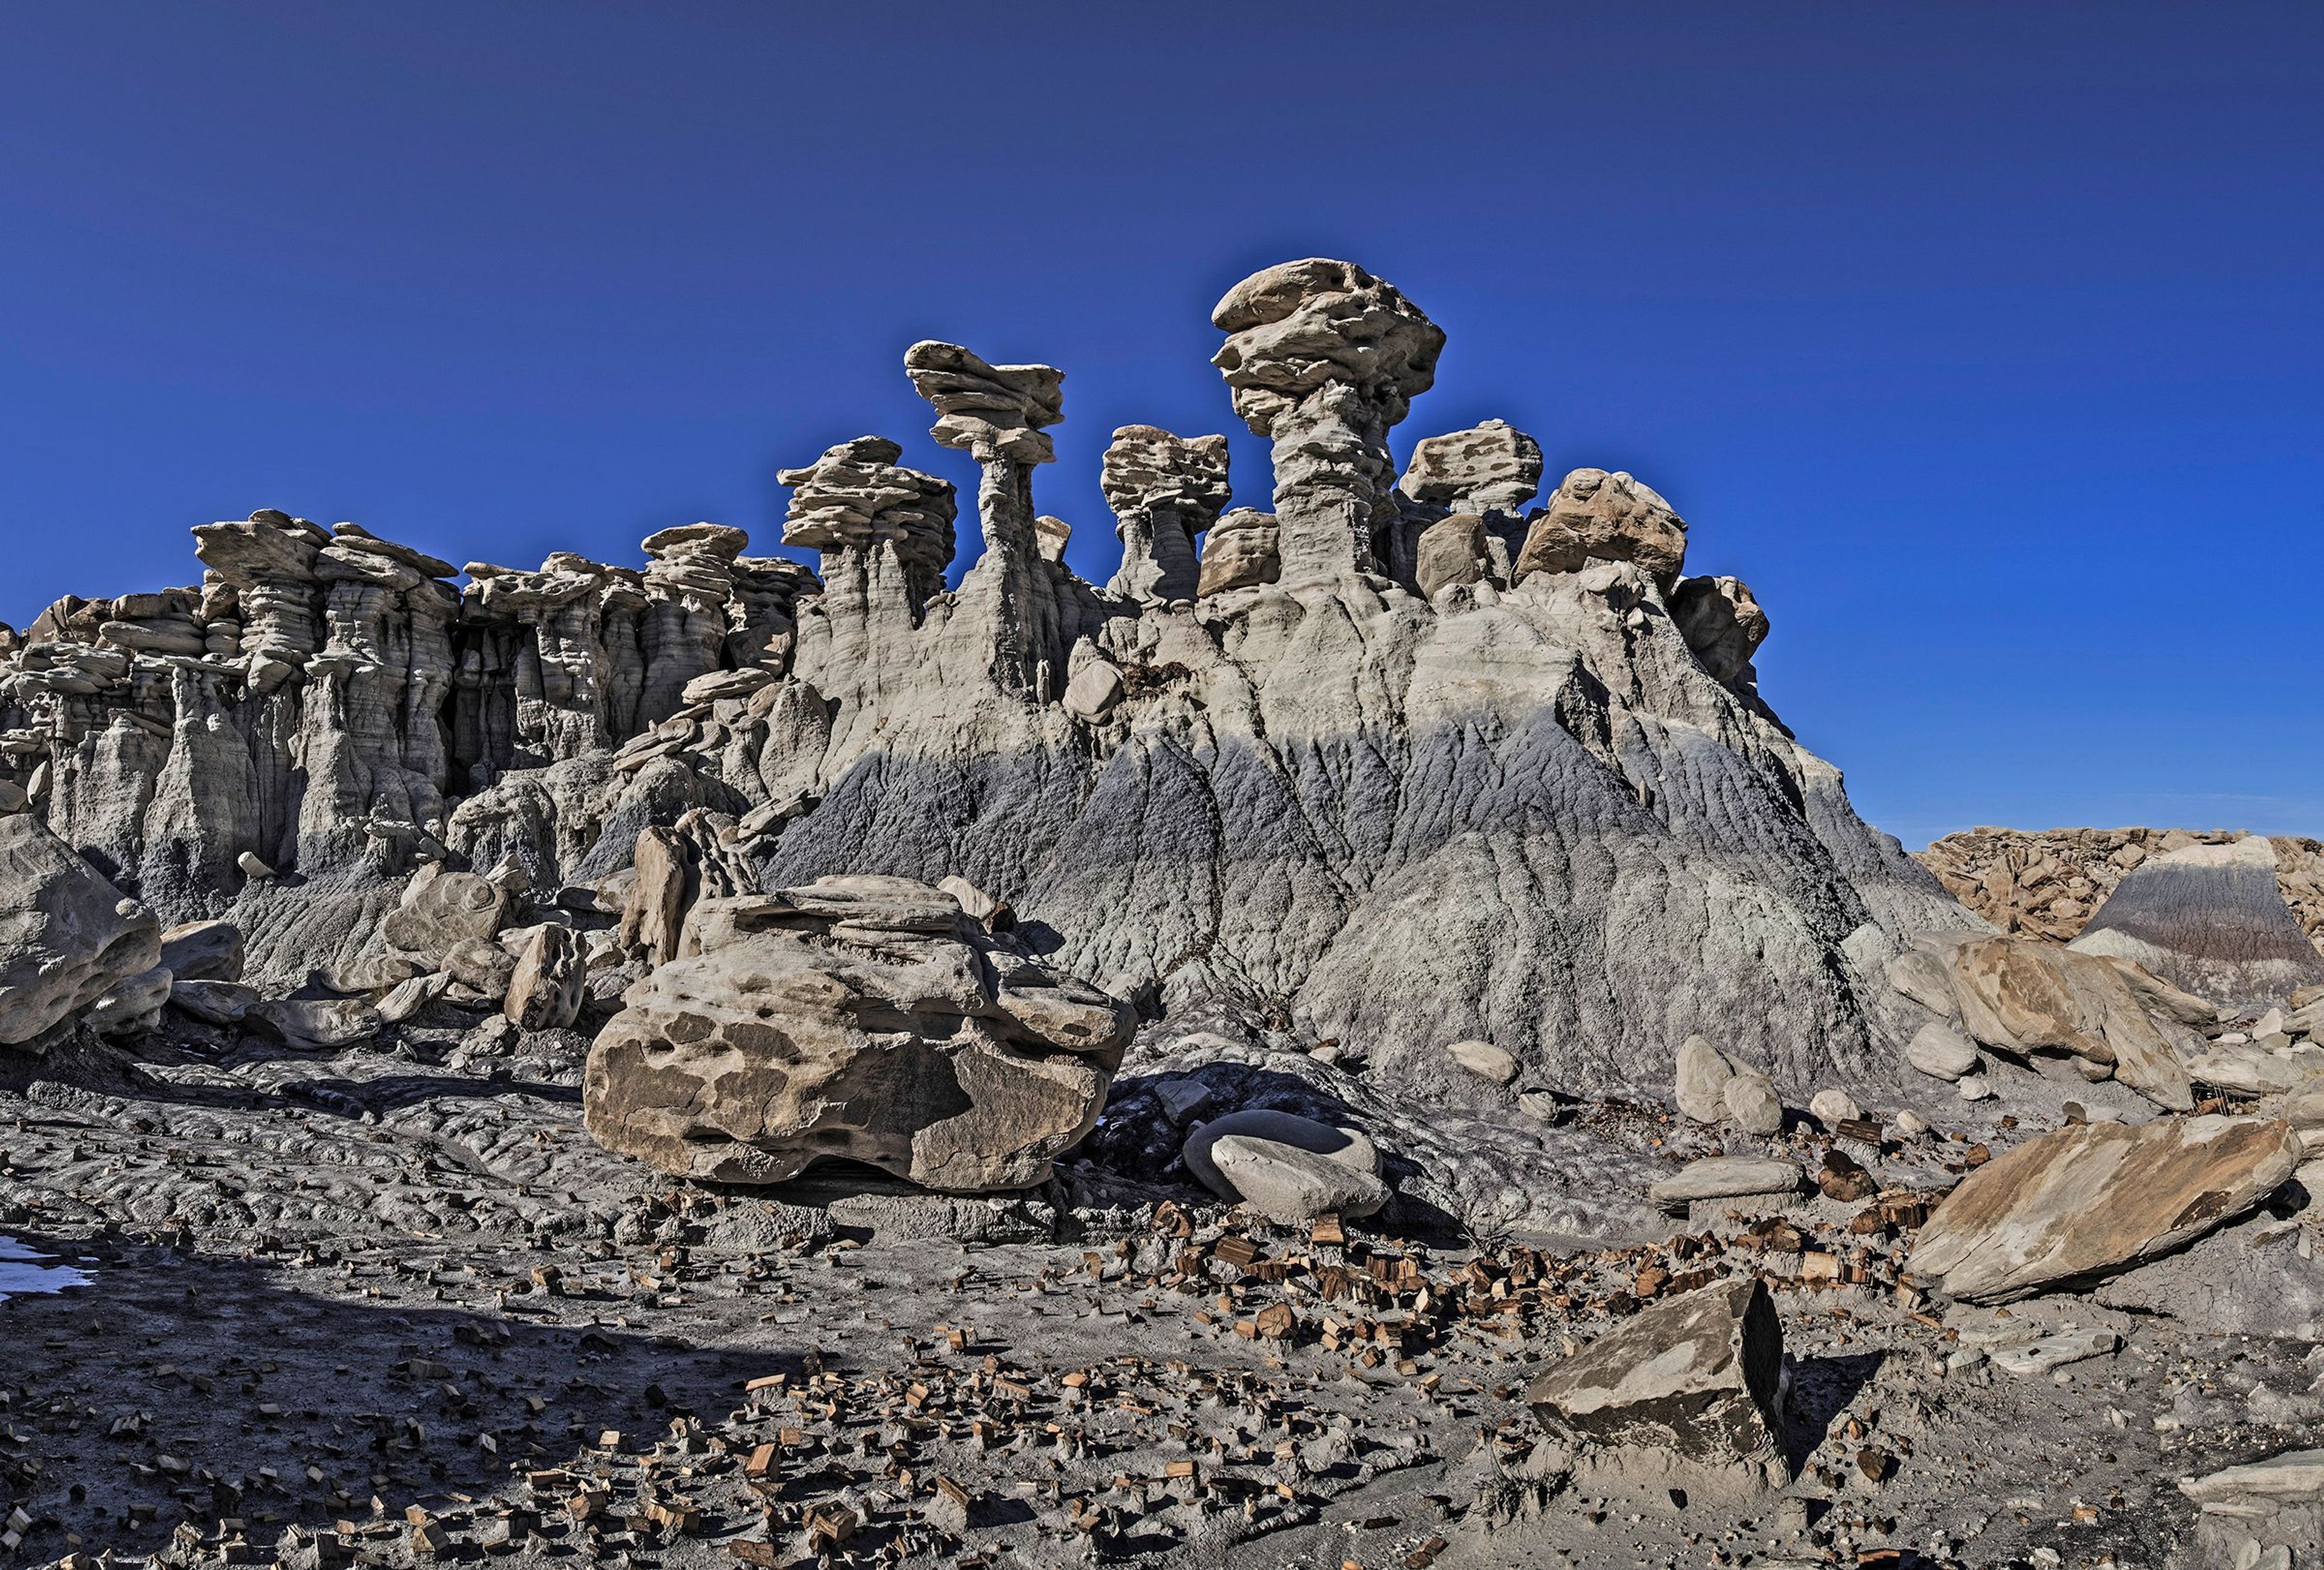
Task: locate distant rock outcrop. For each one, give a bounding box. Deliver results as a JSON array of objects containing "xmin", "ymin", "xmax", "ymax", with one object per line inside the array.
[{"xmin": 1918, "ymin": 826, "xmax": 2324, "ymax": 954}]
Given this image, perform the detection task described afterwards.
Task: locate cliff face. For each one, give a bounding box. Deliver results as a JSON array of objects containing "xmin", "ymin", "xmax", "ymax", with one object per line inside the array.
[{"xmin": 0, "ymin": 257, "xmax": 1965, "ymax": 1099}]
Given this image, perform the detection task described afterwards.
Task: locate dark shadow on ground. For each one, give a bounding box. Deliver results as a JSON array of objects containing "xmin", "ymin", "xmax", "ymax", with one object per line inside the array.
[
  {"xmin": 0, "ymin": 1224, "xmax": 812, "ymax": 1562},
  {"xmin": 1780, "ymin": 1349, "xmax": 1886, "ymax": 1473}
]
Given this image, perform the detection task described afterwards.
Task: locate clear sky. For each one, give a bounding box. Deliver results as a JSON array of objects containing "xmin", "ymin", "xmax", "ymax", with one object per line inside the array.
[{"xmin": 1, "ymin": 3, "xmax": 2316, "ymax": 848}]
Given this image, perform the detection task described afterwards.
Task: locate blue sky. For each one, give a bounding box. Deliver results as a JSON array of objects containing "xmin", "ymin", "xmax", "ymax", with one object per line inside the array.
[{"xmin": 1, "ymin": 3, "xmax": 2317, "ymax": 847}]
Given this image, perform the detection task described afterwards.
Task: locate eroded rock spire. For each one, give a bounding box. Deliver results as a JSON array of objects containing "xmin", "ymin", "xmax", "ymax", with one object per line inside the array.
[
  {"xmin": 1100, "ymin": 425, "xmax": 1231, "ymax": 605},
  {"xmin": 1210, "ymin": 258, "xmax": 1443, "ymax": 586},
  {"xmin": 904, "ymin": 341, "xmax": 1065, "ymax": 697}
]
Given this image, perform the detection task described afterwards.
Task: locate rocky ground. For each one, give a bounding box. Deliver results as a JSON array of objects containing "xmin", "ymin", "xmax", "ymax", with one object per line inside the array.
[{"xmin": 3, "ymin": 1013, "xmax": 2321, "ymax": 1569}]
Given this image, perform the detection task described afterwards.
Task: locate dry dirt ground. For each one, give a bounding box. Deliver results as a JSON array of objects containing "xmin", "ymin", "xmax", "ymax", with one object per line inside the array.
[{"xmin": 1, "ymin": 1023, "xmax": 2319, "ymax": 1569}]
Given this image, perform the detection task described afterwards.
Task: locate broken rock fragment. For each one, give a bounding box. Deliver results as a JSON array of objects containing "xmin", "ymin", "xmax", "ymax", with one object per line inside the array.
[
  {"xmin": 1526, "ymin": 1278, "xmax": 1788, "ymax": 1498},
  {"xmin": 0, "ymin": 813, "xmax": 162, "ymax": 1046}
]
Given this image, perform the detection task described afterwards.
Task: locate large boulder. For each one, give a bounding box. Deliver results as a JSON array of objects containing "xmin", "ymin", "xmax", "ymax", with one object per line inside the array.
[
  {"xmin": 1908, "ymin": 1114, "xmax": 2301, "ymax": 1302},
  {"xmin": 1941, "ymin": 934, "xmax": 2196, "ymax": 1110},
  {"xmin": 0, "ymin": 814, "xmax": 162, "ymax": 1046},
  {"xmin": 1526, "ymin": 1278, "xmax": 1788, "ymax": 1498},
  {"xmin": 583, "ymin": 875, "xmax": 1134, "ymax": 1191}
]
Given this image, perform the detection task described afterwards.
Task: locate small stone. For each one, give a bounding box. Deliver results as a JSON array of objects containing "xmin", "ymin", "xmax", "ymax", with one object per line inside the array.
[
  {"xmin": 1153, "ymin": 1079, "xmax": 1215, "ymax": 1126},
  {"xmin": 1955, "ymin": 1074, "xmax": 1994, "ymax": 1101},
  {"xmin": 1991, "ymin": 1328, "xmax": 2119, "ymax": 1376},
  {"xmin": 1673, "ymin": 1035, "xmax": 1733, "ymax": 1123},
  {"xmin": 1808, "ymin": 1088, "xmax": 1862, "ymax": 1126},
  {"xmin": 1906, "ymin": 1020, "xmax": 1980, "ymax": 1081},
  {"xmin": 1724, "ymin": 1071, "xmax": 1784, "ymax": 1135},
  {"xmin": 1446, "ymin": 1038, "xmax": 1518, "ymax": 1085},
  {"xmin": 237, "ymin": 850, "xmax": 277, "ymax": 879}
]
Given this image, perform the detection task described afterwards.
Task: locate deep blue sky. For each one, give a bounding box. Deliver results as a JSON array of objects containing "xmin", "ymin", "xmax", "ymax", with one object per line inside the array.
[{"xmin": 2, "ymin": 4, "xmax": 2317, "ymax": 847}]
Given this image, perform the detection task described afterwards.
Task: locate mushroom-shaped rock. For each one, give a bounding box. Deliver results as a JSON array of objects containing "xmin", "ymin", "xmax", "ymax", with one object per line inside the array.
[
  {"xmin": 583, "ymin": 875, "xmax": 1134, "ymax": 1191},
  {"xmin": 1516, "ymin": 468, "xmax": 1687, "ymax": 589},
  {"xmin": 778, "ymin": 436, "xmax": 959, "ymax": 611},
  {"xmin": 0, "ymin": 814, "xmax": 162, "ymax": 1046},
  {"xmin": 1100, "ymin": 425, "xmax": 1232, "ymax": 604},
  {"xmin": 904, "ymin": 341, "xmax": 1063, "ymax": 467},
  {"xmin": 1212, "ymin": 258, "xmax": 1443, "ymax": 584},
  {"xmin": 1399, "ymin": 419, "xmax": 1543, "ymax": 516}
]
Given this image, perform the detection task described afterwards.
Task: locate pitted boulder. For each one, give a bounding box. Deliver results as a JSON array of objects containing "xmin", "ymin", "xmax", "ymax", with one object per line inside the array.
[
  {"xmin": 381, "ymin": 868, "xmax": 506, "ymax": 956},
  {"xmin": 583, "ymin": 875, "xmax": 1134, "ymax": 1192}
]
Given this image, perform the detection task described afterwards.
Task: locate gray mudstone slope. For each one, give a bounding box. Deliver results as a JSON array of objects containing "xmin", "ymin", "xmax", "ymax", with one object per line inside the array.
[{"xmin": 0, "ymin": 257, "xmax": 1965, "ymax": 1109}]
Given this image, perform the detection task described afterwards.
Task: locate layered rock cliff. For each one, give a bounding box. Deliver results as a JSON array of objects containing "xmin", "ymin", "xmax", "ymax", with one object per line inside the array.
[{"xmin": 0, "ymin": 258, "xmax": 1966, "ymax": 1101}]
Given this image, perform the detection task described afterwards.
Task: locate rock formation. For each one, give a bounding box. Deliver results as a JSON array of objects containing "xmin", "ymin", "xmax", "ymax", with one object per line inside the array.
[
  {"xmin": 0, "ymin": 256, "xmax": 1970, "ymax": 1119},
  {"xmin": 1211, "ymin": 258, "xmax": 1443, "ymax": 586},
  {"xmin": 1100, "ymin": 425, "xmax": 1231, "ymax": 605},
  {"xmin": 2067, "ymin": 835, "xmax": 2324, "ymax": 1005},
  {"xmin": 583, "ymin": 875, "xmax": 1132, "ymax": 1189}
]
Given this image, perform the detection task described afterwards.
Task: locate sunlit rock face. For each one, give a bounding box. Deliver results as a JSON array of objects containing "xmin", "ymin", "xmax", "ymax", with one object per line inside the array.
[{"xmin": 0, "ymin": 257, "xmax": 1964, "ymax": 1100}]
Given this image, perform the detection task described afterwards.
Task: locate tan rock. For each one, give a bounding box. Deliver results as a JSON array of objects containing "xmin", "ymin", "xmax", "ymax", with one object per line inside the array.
[
  {"xmin": 504, "ymin": 925, "xmax": 585, "ymax": 1031},
  {"xmin": 1943, "ymin": 935, "xmax": 2195, "ymax": 1110},
  {"xmin": 583, "ymin": 875, "xmax": 1132, "ymax": 1191},
  {"xmin": 1908, "ymin": 1114, "xmax": 2301, "ymax": 1302}
]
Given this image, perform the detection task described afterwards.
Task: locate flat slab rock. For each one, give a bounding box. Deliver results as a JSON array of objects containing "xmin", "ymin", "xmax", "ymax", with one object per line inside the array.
[
  {"xmin": 1647, "ymin": 1156, "xmax": 1802, "ymax": 1210},
  {"xmin": 1526, "ymin": 1278, "xmax": 1788, "ymax": 1494},
  {"xmin": 2180, "ymin": 1448, "xmax": 2324, "ymax": 1515},
  {"xmin": 1909, "ymin": 1114, "xmax": 2302, "ymax": 1302},
  {"xmin": 1992, "ymin": 1327, "xmax": 2119, "ymax": 1376}
]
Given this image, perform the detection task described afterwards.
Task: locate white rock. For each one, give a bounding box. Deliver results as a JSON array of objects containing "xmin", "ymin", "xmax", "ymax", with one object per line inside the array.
[
  {"xmin": 1447, "ymin": 1037, "xmax": 1518, "ymax": 1085},
  {"xmin": 1992, "ymin": 1328, "xmax": 2119, "ymax": 1376},
  {"xmin": 1724, "ymin": 1070, "xmax": 1784, "ymax": 1135},
  {"xmin": 1808, "ymin": 1088, "xmax": 1862, "ymax": 1126},
  {"xmin": 1957, "ymin": 1073, "xmax": 1995, "ymax": 1101},
  {"xmin": 237, "ymin": 850, "xmax": 276, "ymax": 879},
  {"xmin": 1646, "ymin": 1156, "xmax": 1803, "ymax": 1209},
  {"xmin": 1673, "ymin": 1034, "xmax": 1733, "ymax": 1123},
  {"xmin": 1894, "ymin": 1109, "xmax": 1930, "ymax": 1137},
  {"xmin": 1907, "ymin": 1020, "xmax": 1980, "ymax": 1081},
  {"xmin": 1062, "ymin": 660, "xmax": 1126, "ymax": 722},
  {"xmin": 1183, "ymin": 1111, "xmax": 1380, "ymax": 1202},
  {"xmin": 1206, "ymin": 1134, "xmax": 1390, "ymax": 1223},
  {"xmin": 2179, "ymin": 1448, "xmax": 2324, "ymax": 1514}
]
